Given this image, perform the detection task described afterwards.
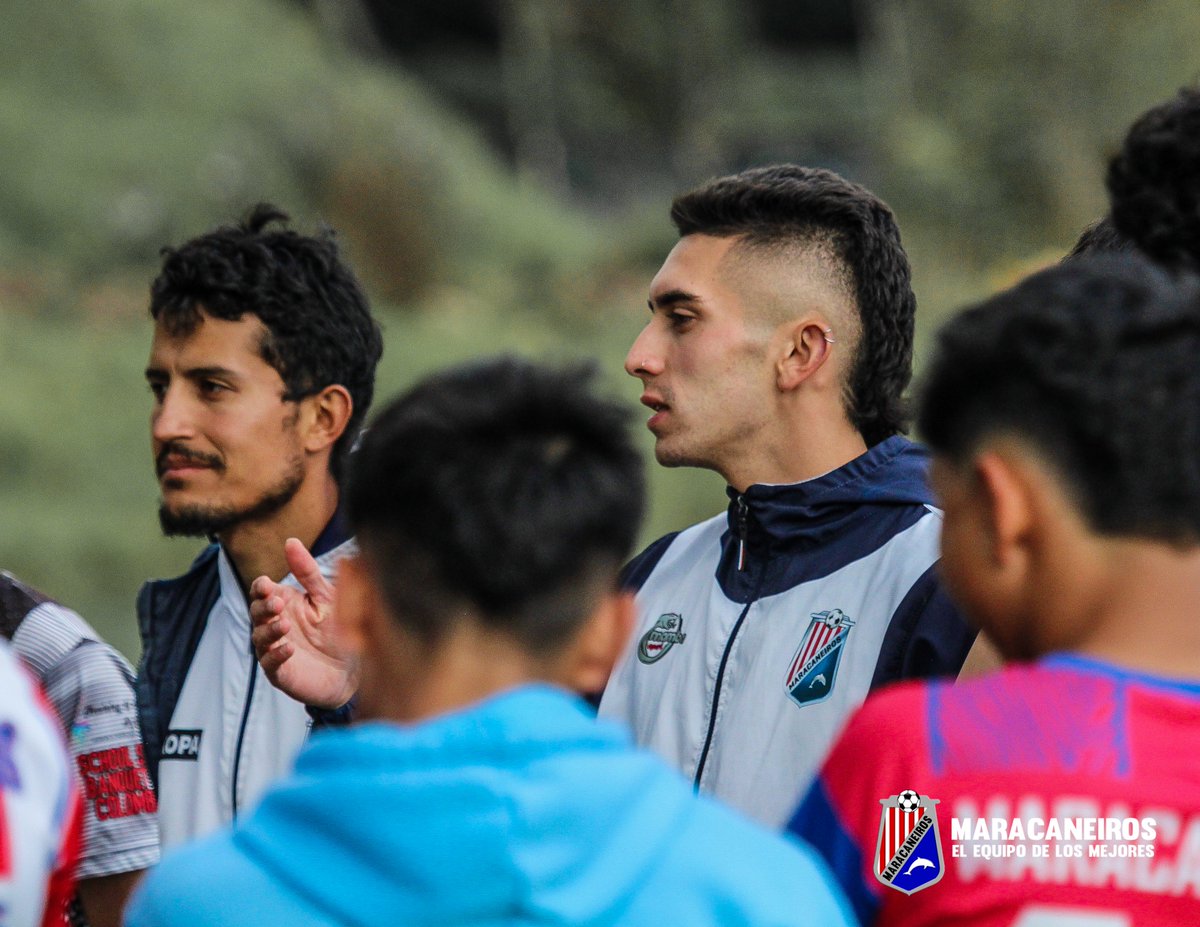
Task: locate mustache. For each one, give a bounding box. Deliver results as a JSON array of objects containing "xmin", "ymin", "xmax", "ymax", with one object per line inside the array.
[{"xmin": 156, "ymin": 443, "xmax": 224, "ymax": 476}]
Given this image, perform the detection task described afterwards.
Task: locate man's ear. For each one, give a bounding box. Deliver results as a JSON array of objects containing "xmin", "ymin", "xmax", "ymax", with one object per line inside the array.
[
  {"xmin": 563, "ymin": 589, "xmax": 636, "ymax": 695},
  {"xmin": 973, "ymin": 450, "xmax": 1036, "ymax": 571},
  {"xmin": 300, "ymin": 385, "xmax": 353, "ymax": 454},
  {"xmin": 776, "ymin": 320, "xmax": 836, "ymax": 392}
]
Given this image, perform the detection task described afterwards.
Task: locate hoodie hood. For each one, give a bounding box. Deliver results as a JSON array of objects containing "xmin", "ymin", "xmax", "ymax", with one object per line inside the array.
[
  {"xmin": 719, "ymin": 435, "xmax": 937, "ymax": 601},
  {"xmin": 229, "ymin": 686, "xmax": 709, "ymax": 926}
]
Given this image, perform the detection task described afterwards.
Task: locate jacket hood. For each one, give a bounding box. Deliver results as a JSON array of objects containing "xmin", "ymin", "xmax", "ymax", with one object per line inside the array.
[
  {"xmin": 712, "ymin": 436, "xmax": 936, "ymax": 601},
  {"xmin": 731, "ymin": 434, "xmax": 933, "ymax": 513},
  {"xmin": 726, "ymin": 435, "xmax": 934, "ymax": 540},
  {"xmin": 230, "ymin": 686, "xmax": 705, "ymax": 925}
]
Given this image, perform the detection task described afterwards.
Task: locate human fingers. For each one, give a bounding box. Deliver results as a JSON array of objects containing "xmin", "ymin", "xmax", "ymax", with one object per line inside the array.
[
  {"xmin": 258, "ymin": 638, "xmax": 294, "ymax": 676},
  {"xmin": 249, "ymin": 589, "xmax": 285, "ymax": 627},
  {"xmin": 251, "ymin": 611, "xmax": 290, "ymax": 658},
  {"xmin": 249, "ymin": 574, "xmax": 282, "ymax": 602},
  {"xmin": 284, "ymin": 537, "xmax": 334, "ymax": 603}
]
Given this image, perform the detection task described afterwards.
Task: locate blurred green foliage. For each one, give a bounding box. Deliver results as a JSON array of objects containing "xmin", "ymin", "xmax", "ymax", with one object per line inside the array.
[
  {"xmin": 3, "ymin": 0, "xmax": 1200, "ymax": 656},
  {"xmin": 865, "ymin": 0, "xmax": 1200, "ymax": 269}
]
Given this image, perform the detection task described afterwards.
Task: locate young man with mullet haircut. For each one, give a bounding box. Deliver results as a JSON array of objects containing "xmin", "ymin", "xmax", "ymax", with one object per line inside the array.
[
  {"xmin": 126, "ymin": 358, "xmax": 853, "ymax": 927},
  {"xmin": 137, "ymin": 205, "xmax": 382, "ymax": 853},
  {"xmin": 598, "ymin": 165, "xmax": 978, "ymax": 827},
  {"xmin": 790, "ymin": 255, "xmax": 1200, "ymax": 926}
]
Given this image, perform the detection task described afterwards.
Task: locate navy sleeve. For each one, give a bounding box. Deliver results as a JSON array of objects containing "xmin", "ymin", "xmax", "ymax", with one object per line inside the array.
[
  {"xmin": 618, "ymin": 532, "xmax": 679, "ymax": 593},
  {"xmin": 787, "ymin": 779, "xmax": 877, "ymax": 926},
  {"xmin": 307, "ymin": 698, "xmax": 355, "ymax": 728},
  {"xmin": 582, "ymin": 533, "xmax": 683, "ymax": 709},
  {"xmin": 869, "ymin": 564, "xmax": 976, "ymax": 690}
]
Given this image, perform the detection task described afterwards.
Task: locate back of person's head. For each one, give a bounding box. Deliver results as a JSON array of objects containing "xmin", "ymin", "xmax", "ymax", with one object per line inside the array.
[
  {"xmin": 1108, "ymin": 86, "xmax": 1200, "ymax": 273},
  {"xmin": 346, "ymin": 357, "xmax": 645, "ymax": 652},
  {"xmin": 670, "ymin": 164, "xmax": 915, "ymax": 446},
  {"xmin": 150, "ymin": 203, "xmax": 384, "ymax": 476},
  {"xmin": 919, "ymin": 253, "xmax": 1200, "ymax": 544},
  {"xmin": 1064, "ymin": 215, "xmax": 1136, "ymax": 261}
]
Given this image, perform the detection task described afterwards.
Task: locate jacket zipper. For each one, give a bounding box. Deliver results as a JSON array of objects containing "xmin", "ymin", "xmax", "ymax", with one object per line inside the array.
[
  {"xmin": 694, "ymin": 494, "xmax": 762, "ymax": 789},
  {"xmin": 735, "ymin": 495, "xmax": 749, "ymax": 571},
  {"xmin": 693, "ymin": 600, "xmax": 752, "ymax": 789},
  {"xmin": 230, "ymin": 641, "xmax": 257, "ymax": 819}
]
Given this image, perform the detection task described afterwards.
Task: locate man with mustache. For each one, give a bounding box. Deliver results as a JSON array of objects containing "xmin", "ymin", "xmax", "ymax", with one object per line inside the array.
[{"xmin": 136, "ymin": 204, "xmax": 382, "ymax": 853}]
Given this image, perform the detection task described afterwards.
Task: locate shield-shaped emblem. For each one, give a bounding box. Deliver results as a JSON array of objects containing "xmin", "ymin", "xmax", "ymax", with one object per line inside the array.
[
  {"xmin": 874, "ymin": 790, "xmax": 944, "ymax": 894},
  {"xmin": 784, "ymin": 609, "xmax": 855, "ymax": 706}
]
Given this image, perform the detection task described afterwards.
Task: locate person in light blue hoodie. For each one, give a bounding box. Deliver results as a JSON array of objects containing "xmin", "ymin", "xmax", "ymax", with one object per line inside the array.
[{"xmin": 125, "ymin": 357, "xmax": 853, "ymax": 927}]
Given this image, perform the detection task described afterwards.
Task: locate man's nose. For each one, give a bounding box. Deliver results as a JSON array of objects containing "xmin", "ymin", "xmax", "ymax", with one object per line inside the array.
[
  {"xmin": 625, "ymin": 325, "xmax": 664, "ymax": 379},
  {"xmin": 151, "ymin": 386, "xmax": 196, "ymax": 444}
]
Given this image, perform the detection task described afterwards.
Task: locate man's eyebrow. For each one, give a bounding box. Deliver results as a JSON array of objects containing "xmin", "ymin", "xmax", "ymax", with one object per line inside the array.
[
  {"xmin": 184, "ymin": 366, "xmax": 241, "ymax": 381},
  {"xmin": 144, "ymin": 365, "xmax": 242, "ymax": 381},
  {"xmin": 648, "ymin": 289, "xmax": 702, "ymax": 311}
]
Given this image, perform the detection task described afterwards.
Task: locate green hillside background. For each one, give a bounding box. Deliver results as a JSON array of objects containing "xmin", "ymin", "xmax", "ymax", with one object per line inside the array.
[{"xmin": 3, "ymin": 0, "xmax": 1199, "ymax": 658}]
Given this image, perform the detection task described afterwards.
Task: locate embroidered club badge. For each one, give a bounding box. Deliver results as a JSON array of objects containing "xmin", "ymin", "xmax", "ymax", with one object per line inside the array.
[
  {"xmin": 875, "ymin": 790, "xmax": 944, "ymax": 894},
  {"xmin": 637, "ymin": 613, "xmax": 686, "ymax": 664},
  {"xmin": 784, "ymin": 608, "xmax": 855, "ymax": 706}
]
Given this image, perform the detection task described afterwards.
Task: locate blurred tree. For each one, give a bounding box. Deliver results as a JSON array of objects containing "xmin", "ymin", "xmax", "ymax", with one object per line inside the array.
[
  {"xmin": 859, "ymin": 0, "xmax": 1200, "ymax": 267},
  {"xmin": 498, "ymin": 0, "xmax": 571, "ymax": 193},
  {"xmin": 10, "ymin": 0, "xmax": 1200, "ymax": 658},
  {"xmin": 346, "ymin": 0, "xmax": 870, "ymax": 202}
]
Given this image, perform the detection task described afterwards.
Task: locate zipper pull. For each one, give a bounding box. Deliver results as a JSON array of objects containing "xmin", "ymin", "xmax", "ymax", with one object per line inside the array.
[{"xmin": 735, "ymin": 495, "xmax": 749, "ymax": 571}]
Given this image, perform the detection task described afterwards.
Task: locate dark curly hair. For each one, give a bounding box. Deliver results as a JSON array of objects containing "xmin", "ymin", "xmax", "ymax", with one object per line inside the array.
[
  {"xmin": 670, "ymin": 165, "xmax": 916, "ymax": 446},
  {"xmin": 919, "ymin": 254, "xmax": 1200, "ymax": 543},
  {"xmin": 1108, "ymin": 87, "xmax": 1200, "ymax": 273},
  {"xmin": 1064, "ymin": 215, "xmax": 1135, "ymax": 261},
  {"xmin": 150, "ymin": 204, "xmax": 383, "ymax": 478},
  {"xmin": 347, "ymin": 357, "xmax": 645, "ymax": 650}
]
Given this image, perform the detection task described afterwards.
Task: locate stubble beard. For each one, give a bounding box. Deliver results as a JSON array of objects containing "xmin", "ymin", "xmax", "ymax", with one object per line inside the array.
[
  {"xmin": 158, "ymin": 455, "xmax": 306, "ymax": 538},
  {"xmin": 652, "ymin": 418, "xmax": 719, "ymax": 472}
]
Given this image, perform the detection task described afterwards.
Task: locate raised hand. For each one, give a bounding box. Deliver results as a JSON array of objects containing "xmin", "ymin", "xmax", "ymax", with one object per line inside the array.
[{"xmin": 249, "ymin": 537, "xmax": 359, "ymax": 710}]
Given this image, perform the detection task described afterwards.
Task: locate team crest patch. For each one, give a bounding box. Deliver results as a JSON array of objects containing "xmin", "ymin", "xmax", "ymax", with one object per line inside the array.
[
  {"xmin": 637, "ymin": 613, "xmax": 686, "ymax": 664},
  {"xmin": 875, "ymin": 790, "xmax": 944, "ymax": 895},
  {"xmin": 784, "ymin": 608, "xmax": 855, "ymax": 706}
]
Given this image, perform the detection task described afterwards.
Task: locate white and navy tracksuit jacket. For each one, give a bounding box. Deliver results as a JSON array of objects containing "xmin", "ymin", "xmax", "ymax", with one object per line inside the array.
[
  {"xmin": 136, "ymin": 513, "xmax": 354, "ymax": 851},
  {"xmin": 599, "ymin": 436, "xmax": 974, "ymax": 827}
]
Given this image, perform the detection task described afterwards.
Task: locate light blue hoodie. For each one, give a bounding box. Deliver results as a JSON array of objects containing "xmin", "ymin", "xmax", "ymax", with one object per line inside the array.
[{"xmin": 126, "ymin": 685, "xmax": 853, "ymax": 927}]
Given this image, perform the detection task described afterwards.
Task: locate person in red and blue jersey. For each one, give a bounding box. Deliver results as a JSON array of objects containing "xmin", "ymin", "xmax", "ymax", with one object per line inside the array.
[{"xmin": 789, "ymin": 254, "xmax": 1200, "ymax": 926}]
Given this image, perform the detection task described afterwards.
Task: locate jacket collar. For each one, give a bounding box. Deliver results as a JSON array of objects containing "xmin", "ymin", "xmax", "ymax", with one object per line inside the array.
[
  {"xmin": 312, "ymin": 501, "xmax": 351, "ymax": 558},
  {"xmin": 724, "ymin": 435, "xmax": 934, "ymax": 548}
]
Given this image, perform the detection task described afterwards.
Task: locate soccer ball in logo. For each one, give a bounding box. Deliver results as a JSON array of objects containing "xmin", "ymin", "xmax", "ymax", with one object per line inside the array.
[{"xmin": 897, "ymin": 790, "xmax": 921, "ymax": 812}]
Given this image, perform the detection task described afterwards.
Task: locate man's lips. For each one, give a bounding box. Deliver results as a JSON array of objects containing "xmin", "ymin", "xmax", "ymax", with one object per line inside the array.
[
  {"xmin": 640, "ymin": 393, "xmax": 671, "ymax": 430},
  {"xmin": 156, "ymin": 447, "xmax": 222, "ymax": 479}
]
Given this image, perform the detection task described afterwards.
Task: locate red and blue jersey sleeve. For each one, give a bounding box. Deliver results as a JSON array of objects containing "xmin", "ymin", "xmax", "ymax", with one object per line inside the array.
[{"xmin": 787, "ymin": 682, "xmax": 934, "ymax": 926}]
